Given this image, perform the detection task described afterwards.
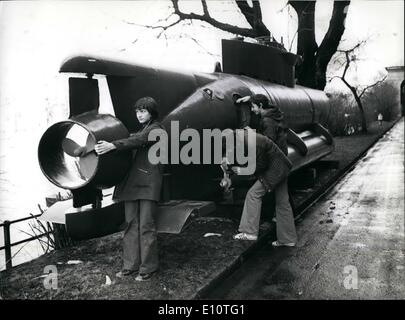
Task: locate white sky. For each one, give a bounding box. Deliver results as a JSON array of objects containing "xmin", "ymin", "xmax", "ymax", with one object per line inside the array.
[
  {"xmin": 0, "ymin": 1, "xmax": 403, "ymax": 93},
  {"xmin": 0, "ymin": 0, "xmax": 403, "ymax": 218},
  {"xmin": 0, "ymin": 1, "xmax": 402, "ymax": 100}
]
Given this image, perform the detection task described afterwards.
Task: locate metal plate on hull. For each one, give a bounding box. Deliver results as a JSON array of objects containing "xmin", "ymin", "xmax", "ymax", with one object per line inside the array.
[
  {"xmin": 39, "ymin": 196, "xmax": 216, "ymax": 240},
  {"xmin": 155, "ymin": 200, "xmax": 216, "ymax": 234}
]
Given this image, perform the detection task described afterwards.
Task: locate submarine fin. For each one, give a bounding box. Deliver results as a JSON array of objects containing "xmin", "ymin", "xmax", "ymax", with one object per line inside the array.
[
  {"xmin": 287, "ymin": 128, "xmax": 308, "ymax": 156},
  {"xmin": 68, "ymin": 77, "xmax": 100, "ymax": 117}
]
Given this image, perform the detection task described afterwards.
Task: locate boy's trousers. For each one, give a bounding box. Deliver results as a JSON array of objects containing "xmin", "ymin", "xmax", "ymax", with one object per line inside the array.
[
  {"xmin": 122, "ymin": 200, "xmax": 159, "ymax": 274},
  {"xmin": 239, "ymin": 179, "xmax": 297, "ymax": 244}
]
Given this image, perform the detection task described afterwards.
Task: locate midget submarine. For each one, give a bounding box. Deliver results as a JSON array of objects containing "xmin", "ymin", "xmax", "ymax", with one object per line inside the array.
[{"xmin": 38, "ymin": 39, "xmax": 333, "ymax": 240}]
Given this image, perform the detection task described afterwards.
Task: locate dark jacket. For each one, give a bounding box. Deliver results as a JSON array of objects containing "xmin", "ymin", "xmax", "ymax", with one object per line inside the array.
[
  {"xmin": 254, "ymin": 133, "xmax": 292, "ymax": 192},
  {"xmin": 259, "ymin": 107, "xmax": 288, "ymax": 155},
  {"xmin": 112, "ymin": 120, "xmax": 165, "ymax": 202}
]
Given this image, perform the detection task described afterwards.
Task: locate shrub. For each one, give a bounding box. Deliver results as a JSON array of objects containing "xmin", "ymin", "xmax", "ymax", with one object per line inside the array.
[
  {"xmin": 321, "ymin": 92, "xmax": 363, "ymax": 136},
  {"xmin": 362, "ymin": 81, "xmax": 400, "ymax": 122}
]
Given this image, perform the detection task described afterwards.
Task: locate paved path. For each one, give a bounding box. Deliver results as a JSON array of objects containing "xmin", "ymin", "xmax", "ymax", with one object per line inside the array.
[
  {"xmin": 210, "ymin": 118, "xmax": 404, "ymax": 299},
  {"xmin": 296, "ymin": 117, "xmax": 404, "ymax": 299}
]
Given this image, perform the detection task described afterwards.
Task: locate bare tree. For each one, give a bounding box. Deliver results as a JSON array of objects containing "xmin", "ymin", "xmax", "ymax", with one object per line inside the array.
[
  {"xmin": 132, "ymin": 0, "xmax": 350, "ymax": 90},
  {"xmin": 330, "ymin": 41, "xmax": 387, "ymax": 133},
  {"xmin": 157, "ymin": 0, "xmax": 271, "ymax": 38}
]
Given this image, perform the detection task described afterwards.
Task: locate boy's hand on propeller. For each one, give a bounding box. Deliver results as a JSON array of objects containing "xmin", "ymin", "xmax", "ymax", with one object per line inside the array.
[{"xmin": 94, "ymin": 141, "xmax": 116, "ymax": 155}]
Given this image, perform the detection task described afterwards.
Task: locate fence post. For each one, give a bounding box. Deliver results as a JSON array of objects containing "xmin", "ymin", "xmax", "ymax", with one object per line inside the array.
[{"xmin": 3, "ymin": 220, "xmax": 12, "ymax": 270}]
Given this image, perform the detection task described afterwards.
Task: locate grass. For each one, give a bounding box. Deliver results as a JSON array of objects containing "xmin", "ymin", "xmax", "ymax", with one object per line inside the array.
[
  {"xmin": 324, "ymin": 120, "xmax": 395, "ymax": 168},
  {"xmin": 1, "ymin": 217, "xmax": 251, "ymax": 300}
]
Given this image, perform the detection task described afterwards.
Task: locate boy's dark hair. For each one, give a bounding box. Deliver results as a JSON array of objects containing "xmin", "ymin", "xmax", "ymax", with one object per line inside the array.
[
  {"xmin": 134, "ymin": 96, "xmax": 159, "ymax": 120},
  {"xmin": 251, "ymin": 94, "xmax": 269, "ymax": 109}
]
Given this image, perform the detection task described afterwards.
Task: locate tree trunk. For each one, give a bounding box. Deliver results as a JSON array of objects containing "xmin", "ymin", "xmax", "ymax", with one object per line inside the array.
[
  {"xmin": 167, "ymin": 0, "xmax": 350, "ymax": 90},
  {"xmin": 345, "ymin": 81, "xmax": 368, "ymax": 133},
  {"xmin": 316, "ymin": 1, "xmax": 351, "ymax": 89},
  {"xmin": 354, "ymin": 95, "xmax": 368, "ymax": 133},
  {"xmin": 236, "ymin": 1, "xmax": 270, "ymax": 37},
  {"xmin": 289, "ymin": 1, "xmax": 318, "ymax": 88},
  {"xmin": 289, "ymin": 1, "xmax": 350, "ymax": 90}
]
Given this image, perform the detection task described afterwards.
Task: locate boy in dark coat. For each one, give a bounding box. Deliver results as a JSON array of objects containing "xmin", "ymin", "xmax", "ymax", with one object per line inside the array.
[
  {"xmin": 221, "ymin": 129, "xmax": 297, "ymax": 242},
  {"xmin": 234, "ymin": 94, "xmax": 296, "ymax": 246},
  {"xmin": 223, "ymin": 129, "xmax": 297, "ymax": 246},
  {"xmin": 95, "ymin": 97, "xmax": 165, "ymax": 281}
]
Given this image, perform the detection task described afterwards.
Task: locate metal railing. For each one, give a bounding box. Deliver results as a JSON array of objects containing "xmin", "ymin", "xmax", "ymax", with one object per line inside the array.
[{"xmin": 0, "ymin": 213, "xmax": 52, "ymax": 271}]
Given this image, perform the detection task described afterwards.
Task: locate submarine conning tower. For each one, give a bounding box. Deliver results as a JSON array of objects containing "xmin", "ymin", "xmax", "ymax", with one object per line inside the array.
[{"xmin": 221, "ymin": 38, "xmax": 301, "ymax": 88}]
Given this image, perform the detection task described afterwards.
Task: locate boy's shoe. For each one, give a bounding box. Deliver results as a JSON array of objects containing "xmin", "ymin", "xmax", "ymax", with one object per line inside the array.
[
  {"xmin": 271, "ymin": 240, "xmax": 295, "ymax": 247},
  {"xmin": 233, "ymin": 232, "xmax": 258, "ymax": 241},
  {"xmin": 135, "ymin": 271, "xmax": 157, "ymax": 282},
  {"xmin": 116, "ymin": 269, "xmax": 137, "ymax": 278}
]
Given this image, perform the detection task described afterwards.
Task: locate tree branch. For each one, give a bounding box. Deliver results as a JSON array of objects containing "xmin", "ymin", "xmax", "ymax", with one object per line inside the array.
[
  {"xmin": 155, "ymin": 12, "xmax": 176, "ymax": 24},
  {"xmin": 342, "ymin": 51, "xmax": 351, "ymax": 79},
  {"xmin": 337, "ymin": 38, "xmax": 369, "ymax": 83},
  {"xmin": 236, "ymin": 0, "xmax": 255, "ymax": 27},
  {"xmin": 358, "ymin": 75, "xmax": 387, "ymax": 99},
  {"xmin": 328, "ymin": 75, "xmax": 342, "ymax": 82},
  {"xmin": 317, "ymin": 1, "xmax": 351, "ymax": 65},
  {"xmin": 187, "ymin": 36, "xmax": 218, "ymax": 57},
  {"xmin": 122, "ymin": 10, "xmax": 182, "ymax": 39},
  {"xmin": 337, "ymin": 39, "xmax": 367, "ymax": 54},
  {"xmin": 334, "ymin": 38, "xmax": 382, "ymax": 133},
  {"xmin": 171, "ymin": 0, "xmax": 260, "ymax": 37},
  {"xmin": 201, "ymin": 0, "xmax": 210, "ymax": 16},
  {"xmin": 155, "ymin": 19, "xmax": 183, "ymax": 38}
]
